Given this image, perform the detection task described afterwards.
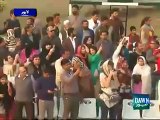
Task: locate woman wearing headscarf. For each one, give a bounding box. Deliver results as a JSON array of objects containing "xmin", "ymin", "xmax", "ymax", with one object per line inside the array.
[
  {"xmin": 132, "ymin": 56, "xmax": 152, "ymax": 95},
  {"xmin": 76, "ymin": 44, "xmax": 89, "ymax": 67},
  {"xmin": 40, "ymin": 41, "xmax": 56, "ymax": 74},
  {"xmin": 72, "ymin": 56, "xmax": 94, "ymax": 98},
  {"xmin": 99, "ymin": 60, "xmax": 121, "ymax": 119}
]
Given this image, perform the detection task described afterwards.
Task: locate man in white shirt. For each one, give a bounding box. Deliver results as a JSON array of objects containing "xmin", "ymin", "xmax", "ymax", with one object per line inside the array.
[
  {"xmin": 88, "ymin": 10, "xmax": 101, "ymax": 33},
  {"xmin": 55, "ymin": 49, "xmax": 71, "ymax": 89},
  {"xmin": 55, "ymin": 49, "xmax": 70, "ymax": 118}
]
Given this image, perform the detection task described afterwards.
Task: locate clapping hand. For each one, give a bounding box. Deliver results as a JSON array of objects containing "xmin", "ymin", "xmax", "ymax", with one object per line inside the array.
[
  {"xmin": 48, "ymin": 46, "xmax": 55, "ymax": 55},
  {"xmin": 24, "ymin": 58, "xmax": 31, "ymax": 67},
  {"xmin": 15, "ymin": 54, "xmax": 19, "ymax": 61}
]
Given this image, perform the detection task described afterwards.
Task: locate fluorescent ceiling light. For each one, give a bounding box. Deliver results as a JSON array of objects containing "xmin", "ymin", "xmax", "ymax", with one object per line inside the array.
[{"xmin": 102, "ymin": 2, "xmax": 139, "ymax": 6}]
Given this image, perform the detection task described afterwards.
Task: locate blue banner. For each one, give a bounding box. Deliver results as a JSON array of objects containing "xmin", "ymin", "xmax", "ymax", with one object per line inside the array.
[{"xmin": 14, "ymin": 8, "xmax": 37, "ymax": 17}]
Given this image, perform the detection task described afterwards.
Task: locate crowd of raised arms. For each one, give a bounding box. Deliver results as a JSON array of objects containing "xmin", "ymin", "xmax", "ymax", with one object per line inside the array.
[{"xmin": 0, "ymin": 4, "xmax": 160, "ymax": 120}]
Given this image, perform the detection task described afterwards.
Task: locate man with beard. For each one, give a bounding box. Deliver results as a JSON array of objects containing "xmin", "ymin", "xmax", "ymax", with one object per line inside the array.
[
  {"xmin": 62, "ymin": 27, "xmax": 80, "ymax": 58},
  {"xmin": 76, "ymin": 20, "xmax": 94, "ymax": 44},
  {"xmin": 68, "ymin": 5, "xmax": 84, "ymax": 31},
  {"xmin": 128, "ymin": 42, "xmax": 146, "ymax": 71},
  {"xmin": 108, "ymin": 8, "xmax": 124, "ymax": 48}
]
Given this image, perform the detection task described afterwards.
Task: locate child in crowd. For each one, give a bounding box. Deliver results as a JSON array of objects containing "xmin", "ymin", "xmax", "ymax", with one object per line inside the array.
[
  {"xmin": 132, "ymin": 74, "xmax": 142, "ymax": 94},
  {"xmin": 128, "ymin": 26, "xmax": 140, "ymax": 51}
]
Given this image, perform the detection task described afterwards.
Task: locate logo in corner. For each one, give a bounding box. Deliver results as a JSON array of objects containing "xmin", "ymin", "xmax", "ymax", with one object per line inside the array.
[
  {"xmin": 14, "ymin": 8, "xmax": 37, "ymax": 17},
  {"xmin": 132, "ymin": 94, "xmax": 150, "ymax": 110}
]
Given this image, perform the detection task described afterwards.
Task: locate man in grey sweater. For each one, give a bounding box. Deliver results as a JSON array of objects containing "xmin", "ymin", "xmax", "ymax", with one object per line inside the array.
[
  {"xmin": 96, "ymin": 30, "xmax": 114, "ymax": 61},
  {"xmin": 14, "ymin": 66, "xmax": 34, "ymax": 120},
  {"xmin": 60, "ymin": 58, "xmax": 80, "ymax": 120}
]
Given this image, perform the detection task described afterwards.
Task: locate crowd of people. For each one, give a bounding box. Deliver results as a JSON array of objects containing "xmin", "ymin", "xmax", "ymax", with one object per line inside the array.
[{"xmin": 0, "ymin": 4, "xmax": 160, "ymax": 120}]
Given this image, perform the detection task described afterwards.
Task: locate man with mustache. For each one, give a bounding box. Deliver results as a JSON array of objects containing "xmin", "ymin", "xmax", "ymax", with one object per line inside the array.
[{"xmin": 68, "ymin": 5, "xmax": 84, "ymax": 31}]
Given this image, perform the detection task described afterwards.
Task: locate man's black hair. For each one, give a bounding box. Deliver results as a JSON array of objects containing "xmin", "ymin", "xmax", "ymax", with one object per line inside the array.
[
  {"xmin": 67, "ymin": 27, "xmax": 74, "ymax": 36},
  {"xmin": 130, "ymin": 26, "xmax": 136, "ymax": 31},
  {"xmin": 42, "ymin": 68, "xmax": 50, "ymax": 73},
  {"xmin": 10, "ymin": 9, "xmax": 14, "ymax": 15},
  {"xmin": 100, "ymin": 30, "xmax": 108, "ymax": 35},
  {"xmin": 61, "ymin": 58, "xmax": 70, "ymax": 66},
  {"xmin": 100, "ymin": 15, "xmax": 108, "ymax": 21},
  {"xmin": 92, "ymin": 10, "xmax": 99, "ymax": 16},
  {"xmin": 72, "ymin": 4, "xmax": 79, "ymax": 10},
  {"xmin": 53, "ymin": 13, "xmax": 60, "ymax": 18},
  {"xmin": 46, "ymin": 16, "xmax": 53, "ymax": 23}
]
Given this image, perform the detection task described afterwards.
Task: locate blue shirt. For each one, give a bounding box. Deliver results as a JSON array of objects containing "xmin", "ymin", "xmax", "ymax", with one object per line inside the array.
[{"xmin": 36, "ymin": 75, "xmax": 57, "ymax": 101}]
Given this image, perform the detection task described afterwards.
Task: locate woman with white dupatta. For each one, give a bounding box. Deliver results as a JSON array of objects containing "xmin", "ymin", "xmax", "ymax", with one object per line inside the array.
[
  {"xmin": 99, "ymin": 60, "xmax": 121, "ymax": 119},
  {"xmin": 132, "ymin": 56, "xmax": 152, "ymax": 95}
]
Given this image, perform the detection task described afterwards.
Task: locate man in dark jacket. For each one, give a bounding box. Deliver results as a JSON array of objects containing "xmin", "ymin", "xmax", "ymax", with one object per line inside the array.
[
  {"xmin": 0, "ymin": 9, "xmax": 21, "ymax": 38},
  {"xmin": 36, "ymin": 69, "xmax": 57, "ymax": 120},
  {"xmin": 128, "ymin": 42, "xmax": 145, "ymax": 71},
  {"xmin": 76, "ymin": 20, "xmax": 94, "ymax": 44},
  {"xmin": 41, "ymin": 26, "xmax": 62, "ymax": 60}
]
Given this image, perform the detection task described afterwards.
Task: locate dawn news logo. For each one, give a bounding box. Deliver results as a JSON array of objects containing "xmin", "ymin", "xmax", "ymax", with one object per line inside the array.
[{"xmin": 132, "ymin": 94, "xmax": 150, "ymax": 110}]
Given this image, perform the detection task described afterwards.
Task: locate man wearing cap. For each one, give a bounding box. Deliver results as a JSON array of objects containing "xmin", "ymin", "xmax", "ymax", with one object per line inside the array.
[{"xmin": 60, "ymin": 58, "xmax": 80, "ymax": 120}]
